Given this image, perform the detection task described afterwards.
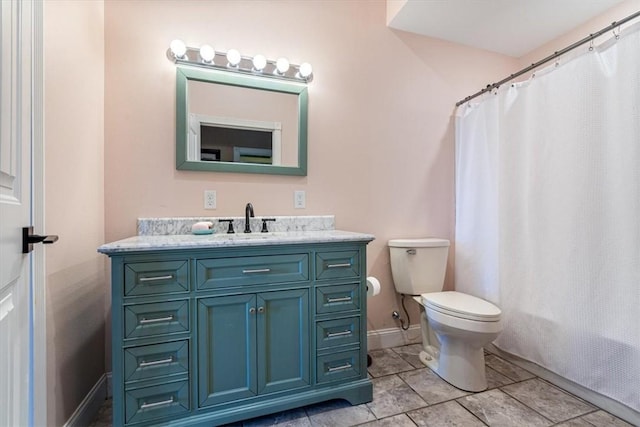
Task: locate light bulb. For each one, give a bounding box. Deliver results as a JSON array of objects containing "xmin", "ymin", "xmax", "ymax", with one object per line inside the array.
[
  {"xmin": 275, "ymin": 57, "xmax": 290, "ymax": 74},
  {"xmin": 226, "ymin": 49, "xmax": 241, "ymax": 67},
  {"xmin": 170, "ymin": 39, "xmax": 187, "ymax": 59},
  {"xmin": 199, "ymin": 45, "xmax": 215, "ymax": 63},
  {"xmin": 298, "ymin": 62, "xmax": 313, "ymax": 78},
  {"xmin": 252, "ymin": 54, "xmax": 267, "ymax": 71}
]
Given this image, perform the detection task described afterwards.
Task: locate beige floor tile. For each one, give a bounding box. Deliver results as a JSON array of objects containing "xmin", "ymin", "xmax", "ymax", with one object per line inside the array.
[
  {"xmin": 485, "ymin": 354, "xmax": 536, "ymax": 382},
  {"xmin": 305, "ymin": 400, "xmax": 375, "ymax": 427},
  {"xmin": 580, "ymin": 410, "xmax": 634, "ymax": 426},
  {"xmin": 243, "ymin": 407, "xmax": 311, "ymax": 427},
  {"xmin": 398, "ymin": 368, "xmax": 470, "ymax": 405},
  {"xmin": 501, "ymin": 378, "xmax": 595, "ymax": 423},
  {"xmin": 457, "ymin": 388, "xmax": 552, "ymax": 426},
  {"xmin": 358, "ymin": 413, "xmax": 417, "ymax": 427},
  {"xmin": 366, "ymin": 374, "xmax": 427, "ymax": 419},
  {"xmin": 554, "ymin": 417, "xmax": 597, "ymax": 427},
  {"xmin": 368, "ymin": 348, "xmax": 415, "ymax": 378},
  {"xmin": 485, "ymin": 366, "xmax": 514, "ymax": 389},
  {"xmin": 408, "ymin": 401, "xmax": 485, "ymax": 426},
  {"xmin": 391, "ymin": 344, "xmax": 426, "ymax": 369}
]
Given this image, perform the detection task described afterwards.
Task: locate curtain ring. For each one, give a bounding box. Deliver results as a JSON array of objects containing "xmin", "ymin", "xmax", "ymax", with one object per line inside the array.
[
  {"xmin": 613, "ymin": 25, "xmax": 620, "ymax": 39},
  {"xmin": 589, "ymin": 39, "xmax": 594, "ymax": 51}
]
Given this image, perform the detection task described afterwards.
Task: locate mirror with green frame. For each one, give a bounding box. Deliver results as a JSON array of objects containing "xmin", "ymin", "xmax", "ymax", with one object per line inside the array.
[{"xmin": 176, "ymin": 66, "xmax": 308, "ymax": 176}]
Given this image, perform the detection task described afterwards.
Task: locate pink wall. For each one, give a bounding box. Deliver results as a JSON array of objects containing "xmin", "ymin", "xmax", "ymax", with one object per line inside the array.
[
  {"xmin": 44, "ymin": 1, "xmax": 105, "ymax": 425},
  {"xmin": 104, "ymin": 1, "xmax": 517, "ymax": 342},
  {"xmin": 519, "ymin": 0, "xmax": 640, "ymax": 68}
]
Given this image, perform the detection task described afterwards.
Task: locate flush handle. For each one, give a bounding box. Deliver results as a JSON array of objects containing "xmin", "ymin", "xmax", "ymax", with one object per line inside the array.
[{"xmin": 406, "ymin": 249, "xmax": 416, "ymax": 255}]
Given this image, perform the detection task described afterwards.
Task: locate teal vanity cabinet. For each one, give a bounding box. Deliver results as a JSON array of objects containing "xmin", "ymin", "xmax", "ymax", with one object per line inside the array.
[
  {"xmin": 197, "ymin": 289, "xmax": 310, "ymax": 407},
  {"xmin": 100, "ymin": 234, "xmax": 373, "ymax": 427}
]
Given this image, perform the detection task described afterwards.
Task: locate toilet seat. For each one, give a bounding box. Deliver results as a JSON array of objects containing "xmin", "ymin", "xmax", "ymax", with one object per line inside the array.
[{"xmin": 421, "ymin": 291, "xmax": 501, "ymax": 322}]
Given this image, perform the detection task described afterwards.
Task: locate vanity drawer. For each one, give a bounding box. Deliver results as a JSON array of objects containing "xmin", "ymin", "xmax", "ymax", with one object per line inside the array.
[
  {"xmin": 315, "ymin": 250, "xmax": 360, "ymax": 280},
  {"xmin": 316, "ymin": 316, "xmax": 360, "ymax": 350},
  {"xmin": 124, "ymin": 260, "xmax": 189, "ymax": 297},
  {"xmin": 315, "ymin": 283, "xmax": 360, "ymax": 314},
  {"xmin": 316, "ymin": 350, "xmax": 361, "ymax": 384},
  {"xmin": 196, "ymin": 253, "xmax": 309, "ymax": 289},
  {"xmin": 124, "ymin": 300, "xmax": 189, "ymax": 339},
  {"xmin": 125, "ymin": 380, "xmax": 189, "ymax": 425},
  {"xmin": 124, "ymin": 340, "xmax": 189, "ymax": 383}
]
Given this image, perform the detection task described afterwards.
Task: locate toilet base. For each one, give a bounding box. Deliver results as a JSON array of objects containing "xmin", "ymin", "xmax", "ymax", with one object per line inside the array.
[
  {"xmin": 417, "ymin": 304, "xmax": 489, "ymax": 392},
  {"xmin": 438, "ymin": 340, "xmax": 488, "ymax": 392},
  {"xmin": 418, "ymin": 349, "xmax": 438, "ymax": 371},
  {"xmin": 419, "ymin": 346, "xmax": 488, "ymax": 392}
]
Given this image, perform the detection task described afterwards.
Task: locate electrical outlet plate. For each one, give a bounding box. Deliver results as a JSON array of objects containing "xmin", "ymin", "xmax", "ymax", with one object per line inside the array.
[
  {"xmin": 204, "ymin": 190, "xmax": 217, "ymax": 209},
  {"xmin": 294, "ymin": 190, "xmax": 306, "ymax": 209}
]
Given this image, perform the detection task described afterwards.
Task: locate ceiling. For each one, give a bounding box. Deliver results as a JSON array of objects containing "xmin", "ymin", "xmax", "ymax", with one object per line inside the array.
[{"xmin": 387, "ymin": 0, "xmax": 626, "ymax": 57}]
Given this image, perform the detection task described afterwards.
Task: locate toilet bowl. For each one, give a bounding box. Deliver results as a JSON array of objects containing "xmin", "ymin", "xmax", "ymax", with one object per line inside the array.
[
  {"xmin": 388, "ymin": 238, "xmax": 503, "ymax": 392},
  {"xmin": 418, "ymin": 291, "xmax": 502, "ymax": 391}
]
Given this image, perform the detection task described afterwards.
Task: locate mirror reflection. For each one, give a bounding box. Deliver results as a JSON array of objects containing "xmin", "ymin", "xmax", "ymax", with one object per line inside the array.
[
  {"xmin": 176, "ymin": 66, "xmax": 308, "ymax": 176},
  {"xmin": 187, "ymin": 80, "xmax": 298, "ymax": 166}
]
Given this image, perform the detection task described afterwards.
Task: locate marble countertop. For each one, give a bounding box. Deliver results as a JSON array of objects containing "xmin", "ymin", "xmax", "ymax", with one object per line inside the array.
[{"xmin": 98, "ymin": 230, "xmax": 375, "ymax": 254}]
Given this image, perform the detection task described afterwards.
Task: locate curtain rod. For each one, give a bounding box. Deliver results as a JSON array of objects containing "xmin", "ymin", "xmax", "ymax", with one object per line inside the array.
[{"xmin": 456, "ymin": 10, "xmax": 640, "ymax": 107}]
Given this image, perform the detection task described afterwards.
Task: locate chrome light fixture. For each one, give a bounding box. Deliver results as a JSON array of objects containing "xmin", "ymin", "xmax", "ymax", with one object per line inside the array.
[{"xmin": 167, "ymin": 39, "xmax": 313, "ymax": 83}]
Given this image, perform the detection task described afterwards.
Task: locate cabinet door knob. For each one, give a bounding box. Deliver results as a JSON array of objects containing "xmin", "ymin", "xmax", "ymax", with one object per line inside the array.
[
  {"xmin": 257, "ymin": 306, "xmax": 265, "ymax": 313},
  {"xmin": 249, "ymin": 307, "xmax": 256, "ymax": 314}
]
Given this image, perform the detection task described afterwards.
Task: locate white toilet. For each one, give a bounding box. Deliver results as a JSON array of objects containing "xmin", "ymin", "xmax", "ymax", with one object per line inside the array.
[{"xmin": 388, "ymin": 238, "xmax": 502, "ymax": 392}]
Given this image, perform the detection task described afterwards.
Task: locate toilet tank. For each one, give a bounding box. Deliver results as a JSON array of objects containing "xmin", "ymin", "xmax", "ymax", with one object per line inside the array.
[{"xmin": 388, "ymin": 238, "xmax": 450, "ymax": 295}]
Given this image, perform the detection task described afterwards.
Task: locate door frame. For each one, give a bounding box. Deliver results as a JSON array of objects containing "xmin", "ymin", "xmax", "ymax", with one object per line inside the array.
[{"xmin": 31, "ymin": 1, "xmax": 46, "ymax": 425}]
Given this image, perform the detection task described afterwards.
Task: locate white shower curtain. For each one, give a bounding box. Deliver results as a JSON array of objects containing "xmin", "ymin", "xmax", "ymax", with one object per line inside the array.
[{"xmin": 455, "ymin": 23, "xmax": 640, "ymax": 413}]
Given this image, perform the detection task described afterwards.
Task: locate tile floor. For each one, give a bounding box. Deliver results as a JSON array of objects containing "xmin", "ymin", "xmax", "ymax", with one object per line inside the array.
[{"xmin": 88, "ymin": 345, "xmax": 633, "ymax": 427}]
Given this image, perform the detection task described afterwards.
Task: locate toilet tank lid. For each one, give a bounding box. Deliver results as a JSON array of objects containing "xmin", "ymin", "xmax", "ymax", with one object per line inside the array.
[{"xmin": 388, "ymin": 238, "xmax": 450, "ymax": 248}]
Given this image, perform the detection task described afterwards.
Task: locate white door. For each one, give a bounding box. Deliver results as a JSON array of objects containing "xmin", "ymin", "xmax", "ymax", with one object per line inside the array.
[{"xmin": 0, "ymin": 1, "xmax": 40, "ymax": 425}]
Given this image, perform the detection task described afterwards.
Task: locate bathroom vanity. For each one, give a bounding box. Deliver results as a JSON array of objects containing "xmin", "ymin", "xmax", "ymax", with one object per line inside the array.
[{"xmin": 99, "ymin": 218, "xmax": 374, "ymax": 426}]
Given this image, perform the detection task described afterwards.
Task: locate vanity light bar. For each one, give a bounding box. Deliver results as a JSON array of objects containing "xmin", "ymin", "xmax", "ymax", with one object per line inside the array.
[{"xmin": 167, "ymin": 40, "xmax": 313, "ymax": 83}]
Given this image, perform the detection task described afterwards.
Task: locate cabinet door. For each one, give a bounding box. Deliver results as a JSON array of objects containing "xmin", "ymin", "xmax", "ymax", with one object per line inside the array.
[
  {"xmin": 257, "ymin": 289, "xmax": 310, "ymax": 395},
  {"xmin": 197, "ymin": 294, "xmax": 257, "ymax": 407}
]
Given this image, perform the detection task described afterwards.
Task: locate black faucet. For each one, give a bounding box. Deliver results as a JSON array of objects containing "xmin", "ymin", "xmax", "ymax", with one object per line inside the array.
[{"xmin": 244, "ymin": 203, "xmax": 254, "ymax": 233}]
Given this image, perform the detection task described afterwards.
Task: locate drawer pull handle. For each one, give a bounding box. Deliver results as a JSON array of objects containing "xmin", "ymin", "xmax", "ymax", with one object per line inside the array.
[
  {"xmin": 139, "ymin": 357, "xmax": 173, "ymax": 368},
  {"xmin": 326, "ymin": 263, "xmax": 351, "ymax": 269},
  {"xmin": 140, "ymin": 397, "xmax": 174, "ymax": 410},
  {"xmin": 139, "ymin": 315, "xmax": 174, "ymax": 325},
  {"xmin": 327, "ymin": 330, "xmax": 352, "ymax": 338},
  {"xmin": 327, "ymin": 296, "xmax": 352, "ymax": 303},
  {"xmin": 328, "ymin": 363, "xmax": 352, "ymax": 372},
  {"xmin": 242, "ymin": 268, "xmax": 271, "ymax": 274},
  {"xmin": 139, "ymin": 275, "xmax": 173, "ymax": 283}
]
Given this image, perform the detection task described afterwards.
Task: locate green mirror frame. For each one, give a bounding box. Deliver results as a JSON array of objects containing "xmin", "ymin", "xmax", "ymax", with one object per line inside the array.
[{"xmin": 176, "ymin": 66, "xmax": 308, "ymax": 176}]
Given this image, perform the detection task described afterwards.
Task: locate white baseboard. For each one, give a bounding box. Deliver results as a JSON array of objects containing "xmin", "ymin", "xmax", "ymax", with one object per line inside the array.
[
  {"xmin": 367, "ymin": 325, "xmax": 422, "ymax": 351},
  {"xmin": 486, "ymin": 344, "xmax": 640, "ymax": 426},
  {"xmin": 63, "ymin": 374, "xmax": 108, "ymax": 427}
]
